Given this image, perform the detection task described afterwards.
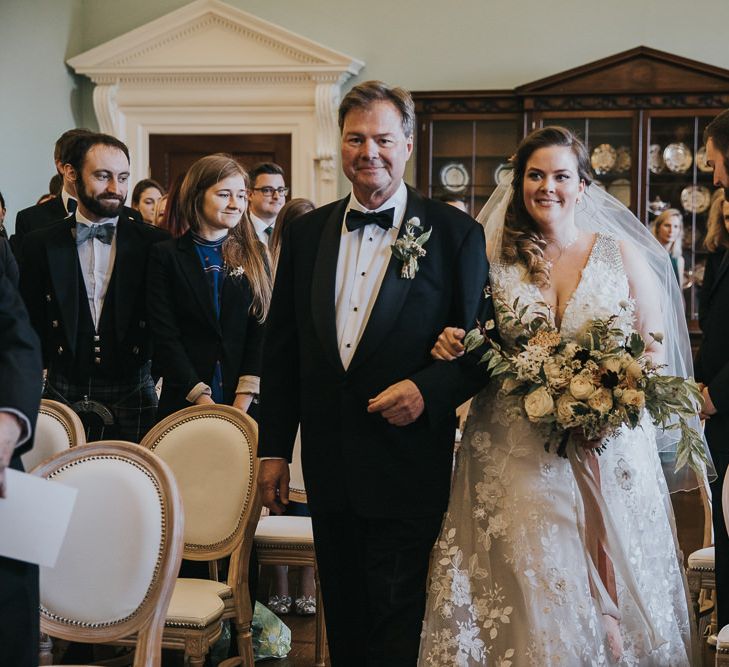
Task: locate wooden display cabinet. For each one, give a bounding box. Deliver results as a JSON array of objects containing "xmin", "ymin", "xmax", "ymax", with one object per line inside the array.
[{"xmin": 414, "ymin": 47, "xmax": 729, "ymax": 332}]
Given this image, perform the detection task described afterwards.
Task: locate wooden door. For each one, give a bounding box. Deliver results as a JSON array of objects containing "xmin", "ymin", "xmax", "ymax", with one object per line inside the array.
[{"xmin": 148, "ymin": 133, "xmax": 292, "ymax": 190}]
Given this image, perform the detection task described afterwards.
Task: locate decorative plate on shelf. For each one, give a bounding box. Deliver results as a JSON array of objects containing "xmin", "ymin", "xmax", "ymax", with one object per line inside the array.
[
  {"xmin": 607, "ymin": 178, "xmax": 631, "ymax": 207},
  {"xmin": 697, "ymin": 146, "xmax": 713, "ymax": 173},
  {"xmin": 615, "ymin": 146, "xmax": 632, "ymax": 172},
  {"xmin": 647, "ymin": 196, "xmax": 670, "ymax": 216},
  {"xmin": 649, "ymin": 144, "xmax": 665, "ymax": 174},
  {"xmin": 590, "ymin": 143, "xmax": 617, "ymax": 175},
  {"xmin": 663, "ymin": 142, "xmax": 693, "ymax": 173},
  {"xmin": 680, "ymin": 184, "xmax": 711, "ymax": 213},
  {"xmin": 494, "ymin": 162, "xmax": 513, "ymax": 186},
  {"xmin": 439, "ymin": 162, "xmax": 469, "ymax": 193}
]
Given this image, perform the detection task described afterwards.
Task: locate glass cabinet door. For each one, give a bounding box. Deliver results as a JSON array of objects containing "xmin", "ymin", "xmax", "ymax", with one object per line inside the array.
[
  {"xmin": 646, "ymin": 114, "xmax": 718, "ymax": 323},
  {"xmin": 535, "ymin": 115, "xmax": 636, "ymax": 212},
  {"xmin": 427, "ymin": 118, "xmax": 521, "ymax": 215}
]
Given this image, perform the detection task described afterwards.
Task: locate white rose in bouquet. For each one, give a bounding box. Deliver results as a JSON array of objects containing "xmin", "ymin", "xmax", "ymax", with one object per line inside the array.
[
  {"xmin": 624, "ymin": 359, "xmax": 643, "ymax": 380},
  {"xmin": 588, "ymin": 387, "xmax": 614, "ymax": 414},
  {"xmin": 556, "ymin": 394, "xmax": 580, "ymax": 426},
  {"xmin": 619, "ymin": 388, "xmax": 645, "ymax": 408},
  {"xmin": 524, "ymin": 387, "xmax": 555, "ymax": 422},
  {"xmin": 544, "ymin": 357, "xmax": 569, "ymax": 389},
  {"xmin": 602, "ymin": 357, "xmax": 622, "ymax": 374},
  {"xmin": 569, "ymin": 372, "xmax": 595, "ymax": 400}
]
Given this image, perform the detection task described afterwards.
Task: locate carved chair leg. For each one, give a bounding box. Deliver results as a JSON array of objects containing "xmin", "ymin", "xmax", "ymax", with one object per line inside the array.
[
  {"xmin": 38, "ymin": 633, "xmax": 53, "ymax": 665},
  {"xmin": 234, "ymin": 621, "xmax": 254, "ymax": 667},
  {"xmin": 687, "ymin": 570, "xmax": 702, "ymax": 633}
]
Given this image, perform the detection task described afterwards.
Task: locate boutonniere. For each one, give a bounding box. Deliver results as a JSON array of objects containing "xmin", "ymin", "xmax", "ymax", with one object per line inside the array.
[
  {"xmin": 391, "ymin": 217, "xmax": 431, "ymax": 279},
  {"xmin": 228, "ymin": 266, "xmax": 245, "ymax": 278}
]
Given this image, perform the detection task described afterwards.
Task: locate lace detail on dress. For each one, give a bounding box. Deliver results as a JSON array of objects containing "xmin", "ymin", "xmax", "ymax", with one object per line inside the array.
[{"xmin": 418, "ymin": 234, "xmax": 694, "ymax": 667}]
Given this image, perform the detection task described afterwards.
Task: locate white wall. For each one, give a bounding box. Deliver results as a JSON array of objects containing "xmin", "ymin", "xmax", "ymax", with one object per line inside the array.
[{"xmin": 3, "ymin": 0, "xmax": 729, "ymax": 231}]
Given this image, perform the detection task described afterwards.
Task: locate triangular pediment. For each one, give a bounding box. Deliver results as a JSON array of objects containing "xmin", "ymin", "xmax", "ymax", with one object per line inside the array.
[
  {"xmin": 517, "ymin": 46, "xmax": 729, "ymax": 96},
  {"xmin": 67, "ymin": 0, "xmax": 363, "ymax": 77}
]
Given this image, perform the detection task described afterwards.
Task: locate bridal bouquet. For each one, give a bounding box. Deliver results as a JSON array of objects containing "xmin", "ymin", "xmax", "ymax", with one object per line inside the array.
[{"xmin": 464, "ymin": 297, "xmax": 708, "ymax": 475}]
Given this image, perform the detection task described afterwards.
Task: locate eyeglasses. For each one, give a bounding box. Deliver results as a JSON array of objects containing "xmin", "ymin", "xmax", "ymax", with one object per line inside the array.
[{"xmin": 251, "ymin": 186, "xmax": 289, "ymax": 197}]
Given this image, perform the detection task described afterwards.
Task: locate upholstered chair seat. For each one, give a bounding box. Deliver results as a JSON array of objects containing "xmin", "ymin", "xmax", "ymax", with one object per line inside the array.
[{"xmin": 166, "ymin": 581, "xmax": 227, "ymax": 628}]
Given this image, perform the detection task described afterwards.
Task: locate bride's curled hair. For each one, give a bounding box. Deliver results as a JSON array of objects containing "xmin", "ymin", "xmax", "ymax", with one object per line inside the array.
[{"xmin": 502, "ymin": 126, "xmax": 593, "ymax": 287}]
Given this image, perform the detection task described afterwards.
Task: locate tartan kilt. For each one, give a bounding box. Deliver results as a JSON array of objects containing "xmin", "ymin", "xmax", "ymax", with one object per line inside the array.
[{"xmin": 44, "ymin": 362, "xmax": 158, "ymax": 443}]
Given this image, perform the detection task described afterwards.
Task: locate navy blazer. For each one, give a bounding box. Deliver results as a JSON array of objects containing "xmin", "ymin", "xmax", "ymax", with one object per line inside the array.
[
  {"xmin": 258, "ymin": 186, "xmax": 491, "ymax": 518},
  {"xmin": 147, "ymin": 231, "xmax": 264, "ymax": 420}
]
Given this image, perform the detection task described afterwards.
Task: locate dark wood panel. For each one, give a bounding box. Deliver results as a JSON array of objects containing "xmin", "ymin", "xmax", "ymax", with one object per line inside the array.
[{"xmin": 149, "ymin": 133, "xmax": 292, "ymax": 191}]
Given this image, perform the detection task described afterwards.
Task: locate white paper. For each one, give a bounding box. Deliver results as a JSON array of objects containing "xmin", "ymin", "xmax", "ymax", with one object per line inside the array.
[{"xmin": 0, "ymin": 469, "xmax": 77, "ymax": 567}]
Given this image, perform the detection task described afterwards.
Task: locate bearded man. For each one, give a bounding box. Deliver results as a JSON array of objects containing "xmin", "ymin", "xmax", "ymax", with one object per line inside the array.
[{"xmin": 20, "ymin": 132, "xmax": 168, "ymax": 442}]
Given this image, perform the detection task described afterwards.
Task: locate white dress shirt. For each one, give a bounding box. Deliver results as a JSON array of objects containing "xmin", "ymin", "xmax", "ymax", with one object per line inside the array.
[
  {"xmin": 336, "ymin": 181, "xmax": 408, "ymax": 370},
  {"xmin": 61, "ymin": 189, "xmax": 77, "ymax": 215},
  {"xmin": 249, "ymin": 211, "xmax": 274, "ymax": 246},
  {"xmin": 75, "ymin": 210, "xmax": 117, "ymax": 331}
]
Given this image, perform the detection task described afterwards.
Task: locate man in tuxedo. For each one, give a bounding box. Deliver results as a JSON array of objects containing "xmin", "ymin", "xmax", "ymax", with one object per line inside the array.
[
  {"xmin": 11, "ymin": 128, "xmax": 142, "ymax": 258},
  {"xmin": 246, "ymin": 162, "xmax": 288, "ymax": 246},
  {"xmin": 0, "ymin": 260, "xmax": 43, "ymax": 666},
  {"xmin": 258, "ymin": 81, "xmax": 489, "ymax": 666},
  {"xmin": 699, "ymin": 108, "xmax": 729, "ymax": 634},
  {"xmin": 20, "ymin": 132, "xmax": 168, "ymax": 443}
]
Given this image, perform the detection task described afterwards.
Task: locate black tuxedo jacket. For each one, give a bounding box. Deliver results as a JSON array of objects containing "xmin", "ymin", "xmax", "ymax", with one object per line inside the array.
[
  {"xmin": 147, "ymin": 231, "xmax": 264, "ymax": 420},
  {"xmin": 259, "ymin": 187, "xmax": 491, "ymax": 518},
  {"xmin": 11, "ymin": 197, "xmax": 141, "ymax": 260},
  {"xmin": 696, "ymin": 249, "xmax": 729, "ymax": 447},
  {"xmin": 18, "ymin": 212, "xmax": 168, "ymax": 373}
]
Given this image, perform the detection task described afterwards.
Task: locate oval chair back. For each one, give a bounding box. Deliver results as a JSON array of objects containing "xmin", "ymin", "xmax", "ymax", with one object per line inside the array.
[
  {"xmin": 35, "ymin": 441, "xmax": 184, "ymax": 667},
  {"xmin": 22, "ymin": 399, "xmax": 85, "ymax": 472}
]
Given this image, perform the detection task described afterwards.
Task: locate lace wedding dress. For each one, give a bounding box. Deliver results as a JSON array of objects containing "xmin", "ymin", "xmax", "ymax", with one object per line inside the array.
[{"xmin": 418, "ymin": 235, "xmax": 695, "ymax": 666}]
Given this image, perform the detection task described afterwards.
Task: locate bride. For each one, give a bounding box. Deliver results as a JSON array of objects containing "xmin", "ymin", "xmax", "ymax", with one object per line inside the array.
[{"xmin": 418, "ymin": 126, "xmax": 711, "ymax": 666}]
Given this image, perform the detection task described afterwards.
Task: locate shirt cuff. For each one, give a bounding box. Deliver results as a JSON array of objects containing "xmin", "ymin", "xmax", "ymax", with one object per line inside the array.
[
  {"xmin": 259, "ymin": 457, "xmax": 286, "ymax": 461},
  {"xmin": 236, "ymin": 375, "xmax": 260, "ymax": 395},
  {"xmin": 0, "ymin": 408, "xmax": 32, "ymax": 448},
  {"xmin": 186, "ymin": 382, "xmax": 212, "ymax": 404}
]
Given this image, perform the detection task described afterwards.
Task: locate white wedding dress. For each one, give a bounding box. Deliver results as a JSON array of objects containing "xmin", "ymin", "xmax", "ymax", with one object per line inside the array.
[{"xmin": 418, "ymin": 235, "xmax": 695, "ymax": 666}]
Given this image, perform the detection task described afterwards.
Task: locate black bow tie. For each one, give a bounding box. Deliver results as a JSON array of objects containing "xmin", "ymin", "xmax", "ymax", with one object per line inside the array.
[
  {"xmin": 345, "ymin": 208, "xmax": 394, "ymax": 232},
  {"xmin": 76, "ymin": 222, "xmax": 115, "ymax": 245}
]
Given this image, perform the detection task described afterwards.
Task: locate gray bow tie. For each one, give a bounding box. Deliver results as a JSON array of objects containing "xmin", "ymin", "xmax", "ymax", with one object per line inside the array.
[{"xmin": 76, "ymin": 223, "xmax": 115, "ymax": 245}]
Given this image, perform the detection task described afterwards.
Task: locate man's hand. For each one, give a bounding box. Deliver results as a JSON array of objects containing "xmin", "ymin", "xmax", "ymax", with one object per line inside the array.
[
  {"xmin": 431, "ymin": 327, "xmax": 466, "ymax": 361},
  {"xmin": 700, "ymin": 385, "xmax": 717, "ymax": 420},
  {"xmin": 258, "ymin": 459, "xmax": 290, "ymax": 514},
  {"xmin": 0, "ymin": 413, "xmax": 22, "ymax": 499},
  {"xmin": 367, "ymin": 379, "xmax": 424, "ymax": 426}
]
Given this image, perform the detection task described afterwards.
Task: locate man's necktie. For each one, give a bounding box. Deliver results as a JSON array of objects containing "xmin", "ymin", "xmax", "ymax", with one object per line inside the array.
[
  {"xmin": 76, "ymin": 223, "xmax": 115, "ymax": 245},
  {"xmin": 345, "ymin": 208, "xmax": 394, "ymax": 232},
  {"xmin": 66, "ymin": 198, "xmax": 77, "ymax": 214}
]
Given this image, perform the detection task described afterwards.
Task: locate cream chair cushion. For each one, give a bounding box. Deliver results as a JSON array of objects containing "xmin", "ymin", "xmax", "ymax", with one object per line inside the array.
[
  {"xmin": 687, "ymin": 546, "xmax": 715, "ymax": 570},
  {"xmin": 255, "ymin": 516, "xmax": 313, "ymax": 544},
  {"xmin": 40, "ymin": 458, "xmax": 163, "ymax": 626},
  {"xmin": 152, "ymin": 415, "xmax": 253, "ymax": 546},
  {"xmin": 22, "ymin": 409, "xmax": 74, "ymax": 471},
  {"xmin": 166, "ymin": 580, "xmax": 226, "ymax": 628},
  {"xmin": 177, "ymin": 577, "xmax": 232, "ymax": 600},
  {"xmin": 718, "ymin": 623, "xmax": 729, "ymax": 647}
]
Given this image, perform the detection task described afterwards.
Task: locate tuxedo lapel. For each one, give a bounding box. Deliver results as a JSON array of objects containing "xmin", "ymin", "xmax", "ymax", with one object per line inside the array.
[
  {"xmin": 113, "ymin": 216, "xmax": 147, "ymax": 341},
  {"xmin": 176, "ymin": 233, "xmax": 221, "ymax": 334},
  {"xmin": 311, "ymin": 198, "xmax": 348, "ymax": 375},
  {"xmin": 46, "ymin": 219, "xmax": 79, "ymax": 355},
  {"xmin": 347, "ymin": 188, "xmax": 427, "ymax": 373}
]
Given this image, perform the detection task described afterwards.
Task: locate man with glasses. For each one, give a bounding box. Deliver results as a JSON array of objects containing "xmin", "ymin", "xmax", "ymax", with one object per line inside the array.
[{"xmin": 246, "ymin": 162, "xmax": 289, "ymax": 246}]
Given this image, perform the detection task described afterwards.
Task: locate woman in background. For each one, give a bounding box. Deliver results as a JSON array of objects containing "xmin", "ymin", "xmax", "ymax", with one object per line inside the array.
[
  {"xmin": 131, "ymin": 178, "xmax": 165, "ymax": 225},
  {"xmin": 699, "ymin": 190, "xmax": 729, "ymax": 330},
  {"xmin": 269, "ymin": 198, "xmax": 315, "ymax": 270},
  {"xmin": 652, "ymin": 208, "xmax": 685, "ymax": 288},
  {"xmin": 147, "ymin": 154, "xmax": 270, "ymax": 421}
]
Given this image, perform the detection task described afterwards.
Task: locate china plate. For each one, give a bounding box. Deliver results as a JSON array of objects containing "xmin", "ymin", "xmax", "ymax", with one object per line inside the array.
[
  {"xmin": 649, "ymin": 144, "xmax": 664, "ymax": 174},
  {"xmin": 697, "ymin": 146, "xmax": 713, "ymax": 173},
  {"xmin": 591, "ymin": 143, "xmax": 617, "ymax": 176},
  {"xmin": 440, "ymin": 162, "xmax": 469, "ymax": 193},
  {"xmin": 680, "ymin": 185, "xmax": 711, "ymax": 213},
  {"xmin": 664, "ymin": 142, "xmax": 693, "ymax": 173},
  {"xmin": 607, "ymin": 178, "xmax": 631, "ymax": 207},
  {"xmin": 615, "ymin": 146, "xmax": 631, "ymax": 172},
  {"xmin": 494, "ymin": 162, "xmax": 513, "ymax": 185},
  {"xmin": 647, "ymin": 196, "xmax": 670, "ymax": 216}
]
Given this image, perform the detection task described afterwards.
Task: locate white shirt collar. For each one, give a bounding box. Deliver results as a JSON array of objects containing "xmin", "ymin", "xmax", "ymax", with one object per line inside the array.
[
  {"xmin": 249, "ymin": 211, "xmax": 274, "ymax": 232},
  {"xmin": 75, "ymin": 208, "xmax": 118, "ymax": 227},
  {"xmin": 61, "ymin": 189, "xmax": 76, "ymax": 214},
  {"xmin": 347, "ymin": 181, "xmax": 408, "ymax": 230}
]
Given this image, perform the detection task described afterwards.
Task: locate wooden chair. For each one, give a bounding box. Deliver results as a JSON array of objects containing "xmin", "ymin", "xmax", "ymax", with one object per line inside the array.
[
  {"xmin": 253, "ymin": 430, "xmax": 328, "ymax": 667},
  {"xmin": 22, "ymin": 398, "xmax": 85, "ymax": 472},
  {"xmin": 139, "ymin": 404, "xmax": 261, "ymax": 667},
  {"xmin": 35, "ymin": 441, "xmax": 184, "ymax": 667}
]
